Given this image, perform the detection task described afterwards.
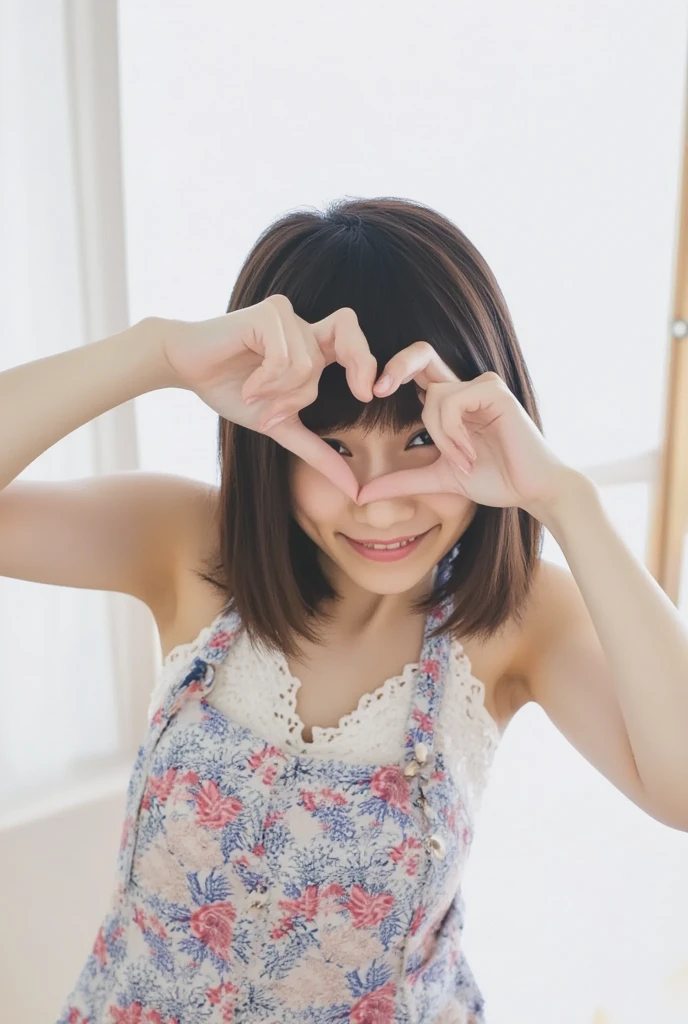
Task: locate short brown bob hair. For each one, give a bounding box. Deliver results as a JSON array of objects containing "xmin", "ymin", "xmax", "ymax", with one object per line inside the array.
[{"xmin": 196, "ymin": 196, "xmax": 545, "ymax": 657}]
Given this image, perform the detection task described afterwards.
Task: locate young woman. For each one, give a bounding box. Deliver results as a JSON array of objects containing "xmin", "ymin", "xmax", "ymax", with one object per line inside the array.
[{"xmin": 2, "ymin": 197, "xmax": 686, "ymax": 1024}]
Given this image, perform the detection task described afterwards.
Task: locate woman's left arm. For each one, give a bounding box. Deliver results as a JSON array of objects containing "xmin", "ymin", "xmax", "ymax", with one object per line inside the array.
[
  {"xmin": 362, "ymin": 352, "xmax": 688, "ymax": 830},
  {"xmin": 525, "ymin": 471, "xmax": 688, "ymax": 831}
]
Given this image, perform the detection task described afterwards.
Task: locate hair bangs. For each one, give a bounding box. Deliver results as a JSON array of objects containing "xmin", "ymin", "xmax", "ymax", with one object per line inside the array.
[{"xmin": 299, "ymin": 363, "xmax": 424, "ymax": 437}]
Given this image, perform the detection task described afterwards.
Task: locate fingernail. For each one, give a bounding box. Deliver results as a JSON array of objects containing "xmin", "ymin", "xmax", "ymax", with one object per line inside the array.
[
  {"xmin": 262, "ymin": 413, "xmax": 286, "ymax": 430},
  {"xmin": 375, "ymin": 375, "xmax": 392, "ymax": 394}
]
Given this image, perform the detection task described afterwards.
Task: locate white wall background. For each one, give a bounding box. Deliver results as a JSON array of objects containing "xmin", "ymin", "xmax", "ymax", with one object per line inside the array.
[
  {"xmin": 118, "ymin": 2, "xmax": 688, "ymax": 1022},
  {"xmin": 1, "ymin": 1, "xmax": 687, "ymax": 1022}
]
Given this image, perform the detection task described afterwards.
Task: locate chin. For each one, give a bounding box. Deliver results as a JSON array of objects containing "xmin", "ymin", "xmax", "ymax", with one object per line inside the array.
[{"xmin": 330, "ymin": 550, "xmax": 440, "ymax": 595}]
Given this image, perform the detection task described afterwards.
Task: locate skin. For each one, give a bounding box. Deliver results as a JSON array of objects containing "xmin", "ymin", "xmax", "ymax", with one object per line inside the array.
[{"xmin": 289, "ymin": 418, "xmax": 478, "ymax": 639}]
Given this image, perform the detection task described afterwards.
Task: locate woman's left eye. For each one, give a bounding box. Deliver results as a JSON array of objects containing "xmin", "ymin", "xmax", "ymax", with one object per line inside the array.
[
  {"xmin": 406, "ymin": 429, "xmax": 435, "ymax": 449},
  {"xmin": 322, "ymin": 438, "xmax": 351, "ymax": 456}
]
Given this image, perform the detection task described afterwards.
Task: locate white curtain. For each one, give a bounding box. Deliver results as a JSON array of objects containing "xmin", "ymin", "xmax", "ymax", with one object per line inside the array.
[{"xmin": 0, "ymin": 0, "xmax": 153, "ymax": 821}]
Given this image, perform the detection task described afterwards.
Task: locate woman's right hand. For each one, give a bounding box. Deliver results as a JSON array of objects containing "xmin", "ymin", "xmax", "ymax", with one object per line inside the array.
[{"xmin": 159, "ymin": 294, "xmax": 378, "ymax": 501}]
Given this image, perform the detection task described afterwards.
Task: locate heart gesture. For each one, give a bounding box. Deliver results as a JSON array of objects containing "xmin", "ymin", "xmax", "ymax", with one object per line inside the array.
[{"xmin": 358, "ymin": 341, "xmax": 573, "ymax": 515}]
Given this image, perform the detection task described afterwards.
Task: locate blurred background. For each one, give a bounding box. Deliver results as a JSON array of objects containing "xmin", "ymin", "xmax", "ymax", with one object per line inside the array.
[{"xmin": 1, "ymin": 1, "xmax": 688, "ymax": 1022}]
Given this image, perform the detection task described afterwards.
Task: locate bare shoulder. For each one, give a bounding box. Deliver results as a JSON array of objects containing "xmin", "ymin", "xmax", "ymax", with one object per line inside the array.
[
  {"xmin": 0, "ymin": 468, "xmax": 218, "ymax": 624},
  {"xmin": 171, "ymin": 475, "xmax": 220, "ymax": 569},
  {"xmin": 133, "ymin": 472, "xmax": 220, "ymax": 633},
  {"xmin": 473, "ymin": 558, "xmax": 565, "ymax": 733},
  {"xmin": 155, "ymin": 477, "xmax": 223, "ymax": 654},
  {"xmin": 505, "ymin": 557, "xmax": 573, "ymax": 698}
]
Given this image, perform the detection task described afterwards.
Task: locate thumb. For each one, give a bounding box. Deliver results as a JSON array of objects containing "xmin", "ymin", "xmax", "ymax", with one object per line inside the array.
[{"xmin": 357, "ymin": 466, "xmax": 445, "ymax": 505}]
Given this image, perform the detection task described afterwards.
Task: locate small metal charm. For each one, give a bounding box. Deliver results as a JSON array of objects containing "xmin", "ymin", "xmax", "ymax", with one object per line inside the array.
[
  {"xmin": 414, "ymin": 741, "xmax": 429, "ymax": 764},
  {"xmin": 427, "ymin": 833, "xmax": 446, "ymax": 860},
  {"xmin": 402, "ymin": 740, "xmax": 437, "ymax": 820},
  {"xmin": 403, "ymin": 741, "xmax": 435, "ymax": 779}
]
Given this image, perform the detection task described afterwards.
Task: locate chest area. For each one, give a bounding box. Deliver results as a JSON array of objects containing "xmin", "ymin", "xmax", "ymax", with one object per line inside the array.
[
  {"xmin": 159, "ymin": 587, "xmax": 526, "ymax": 744},
  {"xmin": 282, "ymin": 631, "xmax": 514, "ymax": 742},
  {"xmin": 285, "ymin": 638, "xmax": 426, "ymax": 744}
]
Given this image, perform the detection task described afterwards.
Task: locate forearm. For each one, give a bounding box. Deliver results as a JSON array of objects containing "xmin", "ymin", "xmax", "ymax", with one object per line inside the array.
[
  {"xmin": 0, "ymin": 317, "xmax": 178, "ymax": 491},
  {"xmin": 530, "ymin": 473, "xmax": 688, "ymax": 810}
]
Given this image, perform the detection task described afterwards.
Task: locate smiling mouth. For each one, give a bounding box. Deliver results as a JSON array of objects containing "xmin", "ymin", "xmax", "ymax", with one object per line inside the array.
[
  {"xmin": 349, "ymin": 535, "xmax": 421, "ymax": 550},
  {"xmin": 341, "ymin": 527, "xmax": 436, "ymax": 561}
]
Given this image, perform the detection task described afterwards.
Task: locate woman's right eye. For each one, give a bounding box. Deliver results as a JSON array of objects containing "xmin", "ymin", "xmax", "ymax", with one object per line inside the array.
[{"xmin": 322, "ymin": 438, "xmax": 351, "ymax": 456}]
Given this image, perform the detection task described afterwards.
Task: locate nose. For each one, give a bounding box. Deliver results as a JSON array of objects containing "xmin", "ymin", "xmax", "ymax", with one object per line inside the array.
[
  {"xmin": 351, "ymin": 495, "xmax": 416, "ymax": 530},
  {"xmin": 348, "ymin": 448, "xmax": 418, "ymax": 529}
]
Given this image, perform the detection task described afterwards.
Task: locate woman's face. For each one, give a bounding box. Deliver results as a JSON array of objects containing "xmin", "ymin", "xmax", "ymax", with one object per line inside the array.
[{"xmin": 290, "ymin": 421, "xmax": 476, "ymax": 595}]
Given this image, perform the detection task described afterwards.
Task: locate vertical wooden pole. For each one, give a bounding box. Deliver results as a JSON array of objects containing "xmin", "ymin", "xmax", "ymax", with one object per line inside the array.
[{"xmin": 646, "ymin": 51, "xmax": 688, "ymax": 605}]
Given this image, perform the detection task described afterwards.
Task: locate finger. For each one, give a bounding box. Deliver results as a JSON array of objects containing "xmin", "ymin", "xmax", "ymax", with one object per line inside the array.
[
  {"xmin": 255, "ymin": 377, "xmax": 320, "ymax": 431},
  {"xmin": 242, "ymin": 304, "xmax": 315, "ymax": 403},
  {"xmin": 240, "ymin": 303, "xmax": 289, "ymax": 401},
  {"xmin": 411, "ymin": 380, "xmax": 476, "ymax": 463},
  {"xmin": 269, "ymin": 418, "xmax": 360, "ymax": 501},
  {"xmin": 357, "ymin": 428, "xmax": 471, "ymax": 505},
  {"xmin": 422, "ymin": 388, "xmax": 476, "ymax": 472},
  {"xmin": 252, "ymin": 324, "xmax": 326, "ymax": 425},
  {"xmin": 438, "ymin": 391, "xmax": 478, "ymax": 461},
  {"xmin": 310, "ymin": 307, "xmax": 377, "ymax": 402},
  {"xmin": 373, "ymin": 341, "xmax": 459, "ymax": 397},
  {"xmin": 357, "ymin": 466, "xmax": 449, "ymax": 504}
]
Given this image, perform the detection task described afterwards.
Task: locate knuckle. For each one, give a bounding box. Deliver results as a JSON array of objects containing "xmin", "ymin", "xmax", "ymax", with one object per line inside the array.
[
  {"xmin": 412, "ymin": 340, "xmax": 434, "ymax": 358},
  {"xmin": 439, "ymin": 402, "xmax": 457, "ymax": 429},
  {"xmin": 337, "ymin": 306, "xmax": 360, "ymax": 328},
  {"xmin": 265, "ymin": 351, "xmax": 290, "ymax": 373},
  {"xmin": 290, "ymin": 356, "xmax": 314, "ymax": 382},
  {"xmin": 420, "ymin": 406, "xmax": 434, "ymax": 431},
  {"xmin": 301, "ymin": 380, "xmax": 320, "ymax": 405},
  {"xmin": 311, "ymin": 346, "xmax": 327, "ymax": 371},
  {"xmin": 264, "ymin": 292, "xmax": 293, "ymax": 314}
]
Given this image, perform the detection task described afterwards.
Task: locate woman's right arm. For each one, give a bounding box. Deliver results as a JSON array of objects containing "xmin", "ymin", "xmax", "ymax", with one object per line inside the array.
[
  {"xmin": 0, "ymin": 318, "xmax": 205, "ymax": 620},
  {"xmin": 0, "ymin": 298, "xmax": 378, "ymax": 618},
  {"xmin": 0, "ymin": 317, "xmax": 177, "ymax": 489}
]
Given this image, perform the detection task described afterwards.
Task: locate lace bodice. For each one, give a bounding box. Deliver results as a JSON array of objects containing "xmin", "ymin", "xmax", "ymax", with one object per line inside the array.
[{"xmin": 148, "ymin": 618, "xmax": 502, "ymax": 817}]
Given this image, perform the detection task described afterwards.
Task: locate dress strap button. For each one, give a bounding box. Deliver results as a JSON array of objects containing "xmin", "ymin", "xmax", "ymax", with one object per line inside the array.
[
  {"xmin": 403, "ymin": 741, "xmax": 433, "ymax": 777},
  {"xmin": 414, "ymin": 741, "xmax": 429, "ymax": 764},
  {"xmin": 427, "ymin": 833, "xmax": 446, "ymax": 860}
]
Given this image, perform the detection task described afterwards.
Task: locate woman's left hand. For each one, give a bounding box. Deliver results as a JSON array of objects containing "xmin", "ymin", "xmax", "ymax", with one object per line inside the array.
[{"xmin": 356, "ymin": 342, "xmax": 577, "ymax": 515}]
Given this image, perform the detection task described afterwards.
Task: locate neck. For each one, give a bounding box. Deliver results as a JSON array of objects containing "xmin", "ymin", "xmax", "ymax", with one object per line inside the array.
[{"xmin": 316, "ymin": 554, "xmax": 438, "ymax": 641}]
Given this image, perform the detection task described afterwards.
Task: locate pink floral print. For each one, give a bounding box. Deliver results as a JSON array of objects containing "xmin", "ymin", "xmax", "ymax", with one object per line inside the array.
[{"xmin": 56, "ymin": 599, "xmax": 487, "ymax": 1023}]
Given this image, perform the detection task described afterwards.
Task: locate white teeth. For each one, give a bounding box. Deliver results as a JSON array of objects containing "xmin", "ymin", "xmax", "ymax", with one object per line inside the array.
[{"xmin": 359, "ymin": 536, "xmax": 418, "ymax": 550}]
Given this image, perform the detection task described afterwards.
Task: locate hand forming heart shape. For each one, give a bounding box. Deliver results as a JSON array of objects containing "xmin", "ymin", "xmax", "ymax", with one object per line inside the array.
[{"xmin": 352, "ymin": 342, "xmax": 575, "ymax": 516}]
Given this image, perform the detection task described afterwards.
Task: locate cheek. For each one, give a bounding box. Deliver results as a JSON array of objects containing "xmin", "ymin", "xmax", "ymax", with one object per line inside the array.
[
  {"xmin": 290, "ymin": 461, "xmax": 349, "ymax": 527},
  {"xmin": 423, "ymin": 494, "xmax": 476, "ymax": 530}
]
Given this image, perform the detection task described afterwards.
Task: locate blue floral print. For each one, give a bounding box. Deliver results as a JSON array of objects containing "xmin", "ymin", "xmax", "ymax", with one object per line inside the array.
[{"xmin": 56, "ymin": 581, "xmax": 487, "ymax": 1023}]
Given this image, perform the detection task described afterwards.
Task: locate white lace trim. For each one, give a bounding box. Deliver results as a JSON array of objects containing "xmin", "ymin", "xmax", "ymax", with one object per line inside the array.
[{"xmin": 149, "ymin": 618, "xmax": 501, "ymax": 817}]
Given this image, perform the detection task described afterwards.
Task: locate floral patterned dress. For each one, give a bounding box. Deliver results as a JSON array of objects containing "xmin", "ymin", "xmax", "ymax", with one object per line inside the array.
[{"xmin": 56, "ymin": 593, "xmax": 492, "ymax": 1024}]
